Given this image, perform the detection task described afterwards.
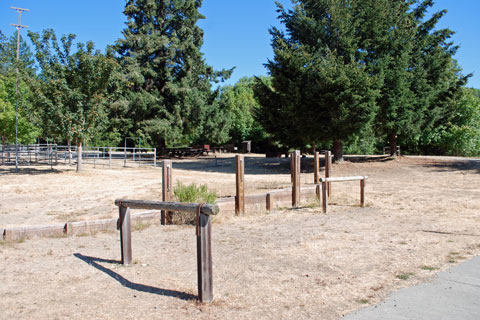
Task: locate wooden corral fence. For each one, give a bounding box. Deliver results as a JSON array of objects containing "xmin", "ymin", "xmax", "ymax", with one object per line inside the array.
[{"xmin": 115, "ymin": 199, "xmax": 219, "ymax": 303}]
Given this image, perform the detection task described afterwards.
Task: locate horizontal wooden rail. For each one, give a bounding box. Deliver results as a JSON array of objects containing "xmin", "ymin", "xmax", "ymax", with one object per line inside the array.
[
  {"xmin": 320, "ymin": 176, "xmax": 368, "ymax": 213},
  {"xmin": 320, "ymin": 176, "xmax": 368, "ymax": 182},
  {"xmin": 114, "ymin": 199, "xmax": 219, "ymax": 216}
]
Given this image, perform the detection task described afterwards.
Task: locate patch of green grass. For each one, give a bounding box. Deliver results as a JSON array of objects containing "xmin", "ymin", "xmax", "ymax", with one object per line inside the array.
[
  {"xmin": 49, "ymin": 233, "xmax": 67, "ymax": 239},
  {"xmin": 174, "ymin": 181, "xmax": 217, "ymax": 204},
  {"xmin": 356, "ymin": 299, "xmax": 369, "ymax": 304},
  {"xmin": 133, "ymin": 221, "xmax": 150, "ymax": 232},
  {"xmin": 420, "ymin": 265, "xmax": 438, "ymax": 271},
  {"xmin": 77, "ymin": 233, "xmax": 89, "ymax": 237},
  {"xmin": 396, "ymin": 272, "xmax": 415, "ymax": 280},
  {"xmin": 303, "ymin": 200, "xmax": 321, "ymax": 208}
]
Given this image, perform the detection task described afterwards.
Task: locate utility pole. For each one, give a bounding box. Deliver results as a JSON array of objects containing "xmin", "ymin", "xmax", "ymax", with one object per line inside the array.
[{"xmin": 10, "ymin": 7, "xmax": 29, "ymax": 173}]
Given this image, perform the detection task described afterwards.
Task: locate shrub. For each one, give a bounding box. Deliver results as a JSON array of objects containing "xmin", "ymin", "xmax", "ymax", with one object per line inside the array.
[
  {"xmin": 172, "ymin": 182, "xmax": 217, "ymax": 225},
  {"xmin": 174, "ymin": 181, "xmax": 217, "ymax": 204}
]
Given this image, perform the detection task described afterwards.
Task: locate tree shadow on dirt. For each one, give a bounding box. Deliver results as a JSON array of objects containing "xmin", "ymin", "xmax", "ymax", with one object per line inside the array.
[
  {"xmin": 420, "ymin": 159, "xmax": 480, "ymax": 174},
  {"xmin": 171, "ymin": 155, "xmax": 392, "ymax": 175},
  {"xmin": 0, "ymin": 166, "xmax": 63, "ymax": 176},
  {"xmin": 74, "ymin": 253, "xmax": 197, "ymax": 301},
  {"xmin": 172, "ymin": 156, "xmax": 293, "ymax": 175}
]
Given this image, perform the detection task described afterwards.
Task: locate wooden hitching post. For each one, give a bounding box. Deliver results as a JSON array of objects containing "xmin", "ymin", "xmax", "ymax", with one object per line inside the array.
[
  {"xmin": 235, "ymin": 155, "xmax": 245, "ymax": 215},
  {"xmin": 292, "ymin": 150, "xmax": 300, "ymax": 207},
  {"xmin": 197, "ymin": 212, "xmax": 213, "ymax": 303},
  {"xmin": 360, "ymin": 177, "xmax": 366, "ymax": 207},
  {"xmin": 118, "ymin": 205, "xmax": 132, "ymax": 265},
  {"xmin": 325, "ymin": 150, "xmax": 331, "ymax": 197},
  {"xmin": 322, "ymin": 180, "xmax": 328, "ymax": 213},
  {"xmin": 266, "ymin": 193, "xmax": 273, "ymax": 211},
  {"xmin": 161, "ymin": 160, "xmax": 173, "ymax": 225},
  {"xmin": 314, "ymin": 151, "xmax": 320, "ymax": 184}
]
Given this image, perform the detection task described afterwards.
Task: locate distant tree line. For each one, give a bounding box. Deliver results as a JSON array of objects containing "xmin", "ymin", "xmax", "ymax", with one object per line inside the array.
[{"xmin": 0, "ymin": 0, "xmax": 479, "ymax": 171}]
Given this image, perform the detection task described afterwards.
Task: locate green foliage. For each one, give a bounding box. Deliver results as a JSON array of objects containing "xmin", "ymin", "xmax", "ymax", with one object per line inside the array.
[
  {"xmin": 174, "ymin": 181, "xmax": 217, "ymax": 204},
  {"xmin": 0, "ymin": 31, "xmax": 35, "ymax": 76},
  {"xmin": 115, "ymin": 0, "xmax": 232, "ymax": 148},
  {"xmin": 419, "ymin": 87, "xmax": 480, "ymax": 156},
  {"xmin": 343, "ymin": 125, "xmax": 379, "ymax": 155},
  {"xmin": 355, "ymin": 0, "xmax": 469, "ymax": 154},
  {"xmin": 0, "ymin": 73, "xmax": 39, "ymax": 144},
  {"xmin": 27, "ymin": 29, "xmax": 118, "ymax": 147},
  {"xmin": 216, "ymin": 76, "xmax": 268, "ymax": 147},
  {"xmin": 255, "ymin": 0, "xmax": 378, "ymax": 160}
]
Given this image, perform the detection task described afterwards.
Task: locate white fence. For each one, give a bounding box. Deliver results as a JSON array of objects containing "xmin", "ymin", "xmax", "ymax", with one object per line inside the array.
[{"xmin": 0, "ymin": 144, "xmax": 157, "ymax": 169}]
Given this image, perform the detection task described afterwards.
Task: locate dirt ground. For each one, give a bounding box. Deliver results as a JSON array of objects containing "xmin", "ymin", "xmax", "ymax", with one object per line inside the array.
[{"xmin": 1, "ymin": 154, "xmax": 480, "ymax": 319}]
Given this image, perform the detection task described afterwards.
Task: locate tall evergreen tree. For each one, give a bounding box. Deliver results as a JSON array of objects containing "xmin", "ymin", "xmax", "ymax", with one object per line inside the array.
[
  {"xmin": 115, "ymin": 0, "xmax": 232, "ymax": 149},
  {"xmin": 357, "ymin": 0, "xmax": 468, "ymax": 155},
  {"xmin": 255, "ymin": 0, "xmax": 378, "ymax": 161}
]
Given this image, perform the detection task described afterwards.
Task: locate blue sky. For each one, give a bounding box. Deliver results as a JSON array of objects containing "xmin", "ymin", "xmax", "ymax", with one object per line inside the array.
[{"xmin": 1, "ymin": 0, "xmax": 479, "ymax": 88}]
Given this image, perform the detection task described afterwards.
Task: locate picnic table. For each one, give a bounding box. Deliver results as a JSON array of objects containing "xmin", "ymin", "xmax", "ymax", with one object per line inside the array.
[{"xmin": 166, "ymin": 146, "xmax": 209, "ymax": 157}]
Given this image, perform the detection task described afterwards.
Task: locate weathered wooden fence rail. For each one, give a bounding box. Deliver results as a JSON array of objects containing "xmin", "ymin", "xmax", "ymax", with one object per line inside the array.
[
  {"xmin": 115, "ymin": 199, "xmax": 219, "ymax": 303},
  {"xmin": 319, "ymin": 176, "xmax": 367, "ymax": 213}
]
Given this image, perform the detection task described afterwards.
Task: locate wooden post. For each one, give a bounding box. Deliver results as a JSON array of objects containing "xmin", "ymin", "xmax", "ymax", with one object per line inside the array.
[
  {"xmin": 316, "ymin": 184, "xmax": 321, "ymax": 202},
  {"xmin": 322, "ymin": 181, "xmax": 328, "ymax": 213},
  {"xmin": 314, "ymin": 151, "xmax": 320, "ymax": 184},
  {"xmin": 292, "ymin": 150, "xmax": 300, "ymax": 207},
  {"xmin": 161, "ymin": 160, "xmax": 173, "ymax": 225},
  {"xmin": 197, "ymin": 212, "xmax": 213, "ymax": 303},
  {"xmin": 325, "ymin": 150, "xmax": 331, "ymax": 197},
  {"xmin": 118, "ymin": 205, "xmax": 132, "ymax": 265},
  {"xmin": 360, "ymin": 177, "xmax": 366, "ymax": 207},
  {"xmin": 235, "ymin": 155, "xmax": 245, "ymax": 215},
  {"xmin": 290, "ymin": 154, "xmax": 294, "ymax": 183},
  {"xmin": 266, "ymin": 193, "xmax": 273, "ymax": 211},
  {"xmin": 109, "ymin": 148, "xmax": 112, "ymax": 169}
]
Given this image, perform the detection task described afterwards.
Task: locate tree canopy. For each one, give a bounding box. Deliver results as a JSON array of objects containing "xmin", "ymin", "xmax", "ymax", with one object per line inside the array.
[{"xmin": 28, "ymin": 29, "xmax": 118, "ymax": 171}]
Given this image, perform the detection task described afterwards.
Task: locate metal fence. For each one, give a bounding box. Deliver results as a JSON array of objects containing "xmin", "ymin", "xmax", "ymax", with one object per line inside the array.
[{"xmin": 0, "ymin": 144, "xmax": 157, "ymax": 169}]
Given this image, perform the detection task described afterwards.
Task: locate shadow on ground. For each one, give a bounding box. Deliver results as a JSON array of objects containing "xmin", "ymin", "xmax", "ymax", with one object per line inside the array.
[
  {"xmin": 171, "ymin": 155, "xmax": 391, "ymax": 175},
  {"xmin": 171, "ymin": 156, "xmax": 293, "ymax": 175},
  {"xmin": 74, "ymin": 253, "xmax": 197, "ymax": 301},
  {"xmin": 420, "ymin": 159, "xmax": 480, "ymax": 174},
  {"xmin": 0, "ymin": 166, "xmax": 63, "ymax": 176}
]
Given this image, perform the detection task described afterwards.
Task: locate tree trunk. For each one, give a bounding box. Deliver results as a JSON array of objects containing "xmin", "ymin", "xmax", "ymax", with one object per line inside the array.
[
  {"xmin": 388, "ymin": 133, "xmax": 397, "ymax": 157},
  {"xmin": 333, "ymin": 139, "xmax": 344, "ymax": 163},
  {"xmin": 68, "ymin": 140, "xmax": 72, "ymax": 165},
  {"xmin": 76, "ymin": 142, "xmax": 83, "ymax": 172}
]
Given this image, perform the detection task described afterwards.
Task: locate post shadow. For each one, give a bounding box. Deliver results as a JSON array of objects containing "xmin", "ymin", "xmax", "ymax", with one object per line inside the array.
[{"xmin": 74, "ymin": 253, "xmax": 196, "ymax": 301}]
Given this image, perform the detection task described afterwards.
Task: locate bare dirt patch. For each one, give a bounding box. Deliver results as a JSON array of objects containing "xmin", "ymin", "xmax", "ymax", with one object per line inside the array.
[{"xmin": 1, "ymin": 154, "xmax": 480, "ymax": 319}]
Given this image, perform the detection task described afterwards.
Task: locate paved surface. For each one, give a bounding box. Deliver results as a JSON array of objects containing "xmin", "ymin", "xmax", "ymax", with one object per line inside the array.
[{"xmin": 344, "ymin": 256, "xmax": 480, "ymax": 320}]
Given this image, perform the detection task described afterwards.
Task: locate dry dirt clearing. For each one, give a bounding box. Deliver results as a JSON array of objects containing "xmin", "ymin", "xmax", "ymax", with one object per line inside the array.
[{"xmin": 1, "ymin": 155, "xmax": 480, "ymax": 319}]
